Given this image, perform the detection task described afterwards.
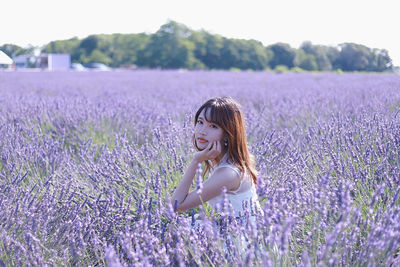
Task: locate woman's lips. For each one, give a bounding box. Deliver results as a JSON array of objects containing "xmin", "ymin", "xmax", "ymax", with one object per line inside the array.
[{"xmin": 197, "ymin": 138, "xmax": 208, "ymax": 143}]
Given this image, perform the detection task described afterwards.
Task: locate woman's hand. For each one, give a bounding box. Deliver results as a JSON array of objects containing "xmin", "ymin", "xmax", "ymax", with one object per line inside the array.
[{"xmin": 194, "ymin": 141, "xmax": 222, "ymax": 163}]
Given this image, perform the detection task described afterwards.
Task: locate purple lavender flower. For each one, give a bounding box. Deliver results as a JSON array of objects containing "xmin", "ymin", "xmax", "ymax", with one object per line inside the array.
[{"xmin": 0, "ymin": 71, "xmax": 399, "ymax": 265}]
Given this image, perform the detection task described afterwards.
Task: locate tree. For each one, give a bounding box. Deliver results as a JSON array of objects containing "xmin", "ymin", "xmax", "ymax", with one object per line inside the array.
[
  {"xmin": 267, "ymin": 43, "xmax": 296, "ymax": 69},
  {"xmin": 336, "ymin": 43, "xmax": 370, "ymax": 71},
  {"xmin": 335, "ymin": 43, "xmax": 392, "ymax": 71},
  {"xmin": 0, "ymin": 44, "xmax": 34, "ymax": 57},
  {"xmin": 107, "ymin": 33, "xmax": 150, "ymax": 67},
  {"xmin": 87, "ymin": 49, "xmax": 111, "ymax": 64},
  {"xmin": 79, "ymin": 35, "xmax": 99, "ymax": 55},
  {"xmin": 193, "ymin": 31, "xmax": 224, "ymax": 69},
  {"xmin": 325, "ymin": 46, "xmax": 340, "ymax": 70},
  {"xmin": 43, "ymin": 37, "xmax": 80, "ymax": 55},
  {"xmin": 299, "ymin": 41, "xmax": 332, "ymax": 71},
  {"xmin": 136, "ymin": 20, "xmax": 204, "ymax": 69},
  {"xmin": 237, "ymin": 39, "xmax": 271, "ymax": 70},
  {"xmin": 25, "ymin": 21, "xmax": 393, "ymax": 71},
  {"xmin": 369, "ymin": 48, "xmax": 392, "ymax": 71},
  {"xmin": 219, "ymin": 38, "xmax": 240, "ymax": 69},
  {"xmin": 295, "ymin": 49, "xmax": 318, "ymax": 71}
]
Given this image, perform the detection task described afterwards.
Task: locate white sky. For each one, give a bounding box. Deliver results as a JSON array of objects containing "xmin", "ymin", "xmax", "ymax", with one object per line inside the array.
[{"xmin": 2, "ymin": 0, "xmax": 399, "ymax": 66}]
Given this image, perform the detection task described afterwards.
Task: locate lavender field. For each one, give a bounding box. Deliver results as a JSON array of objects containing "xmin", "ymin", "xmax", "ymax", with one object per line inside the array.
[{"xmin": 1, "ymin": 70, "xmax": 400, "ymax": 266}]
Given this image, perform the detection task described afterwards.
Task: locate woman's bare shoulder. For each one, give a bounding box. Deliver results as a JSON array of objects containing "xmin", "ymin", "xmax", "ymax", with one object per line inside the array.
[{"xmin": 210, "ymin": 166, "xmax": 241, "ymax": 191}]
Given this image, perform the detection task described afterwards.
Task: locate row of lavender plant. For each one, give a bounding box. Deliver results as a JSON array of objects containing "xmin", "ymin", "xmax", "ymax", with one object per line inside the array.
[{"xmin": 0, "ymin": 71, "xmax": 399, "ymax": 266}]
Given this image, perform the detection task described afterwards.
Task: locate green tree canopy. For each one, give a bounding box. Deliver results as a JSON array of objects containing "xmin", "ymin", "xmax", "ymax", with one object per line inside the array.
[
  {"xmin": 192, "ymin": 31, "xmax": 224, "ymax": 69},
  {"xmin": 0, "ymin": 44, "xmax": 34, "ymax": 58},
  {"xmin": 136, "ymin": 20, "xmax": 204, "ymax": 69},
  {"xmin": 43, "ymin": 38, "xmax": 80, "ymax": 55},
  {"xmin": 336, "ymin": 43, "xmax": 370, "ymax": 71},
  {"xmin": 295, "ymin": 49, "xmax": 318, "ymax": 71},
  {"xmin": 79, "ymin": 35, "xmax": 99, "ymax": 55},
  {"xmin": 267, "ymin": 43, "xmax": 296, "ymax": 69},
  {"xmin": 368, "ymin": 48, "xmax": 392, "ymax": 71},
  {"xmin": 300, "ymin": 41, "xmax": 332, "ymax": 71},
  {"xmin": 7, "ymin": 20, "xmax": 392, "ymax": 72}
]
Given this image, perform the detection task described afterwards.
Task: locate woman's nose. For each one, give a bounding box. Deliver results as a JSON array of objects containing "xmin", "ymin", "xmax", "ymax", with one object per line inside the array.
[{"xmin": 198, "ymin": 125, "xmax": 206, "ymax": 135}]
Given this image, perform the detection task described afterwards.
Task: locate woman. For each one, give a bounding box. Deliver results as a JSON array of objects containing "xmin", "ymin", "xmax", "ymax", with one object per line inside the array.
[{"xmin": 171, "ymin": 96, "xmax": 261, "ymax": 222}]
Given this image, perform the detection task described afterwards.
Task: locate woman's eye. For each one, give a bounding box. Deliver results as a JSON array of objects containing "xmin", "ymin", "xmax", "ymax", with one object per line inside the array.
[
  {"xmin": 211, "ymin": 124, "xmax": 218, "ymax": 129},
  {"xmin": 197, "ymin": 120, "xmax": 203, "ymax": 124}
]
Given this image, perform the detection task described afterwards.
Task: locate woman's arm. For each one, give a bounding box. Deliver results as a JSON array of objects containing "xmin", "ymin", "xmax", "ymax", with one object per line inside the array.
[
  {"xmin": 170, "ymin": 157, "xmax": 202, "ymax": 208},
  {"xmin": 175, "ymin": 167, "xmax": 240, "ymax": 212},
  {"xmin": 171, "ymin": 141, "xmax": 220, "ymax": 209}
]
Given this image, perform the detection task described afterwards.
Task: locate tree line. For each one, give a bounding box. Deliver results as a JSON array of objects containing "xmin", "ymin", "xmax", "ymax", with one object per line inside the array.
[{"xmin": 1, "ymin": 21, "xmax": 393, "ymax": 72}]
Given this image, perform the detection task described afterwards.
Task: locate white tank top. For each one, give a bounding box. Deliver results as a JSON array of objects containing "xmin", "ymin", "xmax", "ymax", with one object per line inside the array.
[{"xmin": 206, "ymin": 153, "xmax": 262, "ymax": 218}]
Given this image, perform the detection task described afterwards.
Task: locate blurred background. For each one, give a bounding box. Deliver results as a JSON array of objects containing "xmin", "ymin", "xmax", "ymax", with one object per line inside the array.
[{"xmin": 1, "ymin": 0, "xmax": 398, "ymax": 72}]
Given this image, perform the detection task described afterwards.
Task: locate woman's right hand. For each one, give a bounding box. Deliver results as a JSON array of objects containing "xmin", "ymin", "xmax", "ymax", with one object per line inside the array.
[{"xmin": 194, "ymin": 141, "xmax": 222, "ymax": 163}]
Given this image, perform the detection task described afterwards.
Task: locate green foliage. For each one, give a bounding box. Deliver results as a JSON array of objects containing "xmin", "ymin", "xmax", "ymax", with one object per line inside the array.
[
  {"xmin": 299, "ymin": 41, "xmax": 333, "ymax": 71},
  {"xmin": 43, "ymin": 38, "xmax": 80, "ymax": 55},
  {"xmin": 369, "ymin": 48, "xmax": 392, "ymax": 72},
  {"xmin": 7, "ymin": 21, "xmax": 392, "ymax": 72},
  {"xmin": 267, "ymin": 43, "xmax": 296, "ymax": 69},
  {"xmin": 291, "ymin": 66, "xmax": 306, "ymax": 73},
  {"xmin": 333, "ymin": 68, "xmax": 343, "ymax": 74},
  {"xmin": 79, "ymin": 35, "xmax": 98, "ymax": 55},
  {"xmin": 86, "ymin": 49, "xmax": 112, "ymax": 65},
  {"xmin": 194, "ymin": 31, "xmax": 224, "ymax": 68},
  {"xmin": 295, "ymin": 49, "xmax": 318, "ymax": 71},
  {"xmin": 0, "ymin": 44, "xmax": 34, "ymax": 57},
  {"xmin": 273, "ymin": 65, "xmax": 289, "ymax": 73},
  {"xmin": 229, "ymin": 67, "xmax": 241, "ymax": 72},
  {"xmin": 336, "ymin": 43, "xmax": 392, "ymax": 72},
  {"xmin": 136, "ymin": 21, "xmax": 204, "ymax": 69},
  {"xmin": 107, "ymin": 33, "xmax": 150, "ymax": 67}
]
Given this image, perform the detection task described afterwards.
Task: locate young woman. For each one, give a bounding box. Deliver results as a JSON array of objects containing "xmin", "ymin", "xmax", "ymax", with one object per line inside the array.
[{"xmin": 171, "ymin": 96, "xmax": 261, "ymax": 221}]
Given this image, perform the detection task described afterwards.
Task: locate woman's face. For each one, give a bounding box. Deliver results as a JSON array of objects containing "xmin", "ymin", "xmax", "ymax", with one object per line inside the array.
[{"xmin": 194, "ymin": 108, "xmax": 224, "ymax": 150}]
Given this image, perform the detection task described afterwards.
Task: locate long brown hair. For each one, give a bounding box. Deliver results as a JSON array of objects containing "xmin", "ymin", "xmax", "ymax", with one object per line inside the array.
[{"xmin": 193, "ymin": 97, "xmax": 258, "ymax": 184}]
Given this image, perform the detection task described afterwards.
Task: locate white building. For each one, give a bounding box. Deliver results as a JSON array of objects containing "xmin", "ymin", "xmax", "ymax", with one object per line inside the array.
[
  {"xmin": 37, "ymin": 54, "xmax": 71, "ymax": 71},
  {"xmin": 12, "ymin": 53, "xmax": 71, "ymax": 70},
  {"xmin": 0, "ymin": 50, "xmax": 13, "ymax": 69}
]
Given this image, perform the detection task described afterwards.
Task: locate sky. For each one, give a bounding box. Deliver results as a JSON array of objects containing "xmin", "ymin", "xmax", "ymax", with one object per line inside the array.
[{"xmin": 2, "ymin": 0, "xmax": 399, "ymax": 66}]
